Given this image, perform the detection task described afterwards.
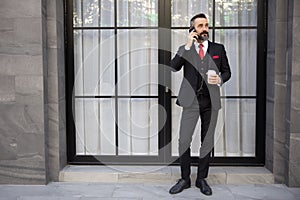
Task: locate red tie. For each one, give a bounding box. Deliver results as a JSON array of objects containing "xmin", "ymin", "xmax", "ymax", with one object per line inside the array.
[{"xmin": 199, "ymin": 43, "xmax": 204, "ymax": 60}]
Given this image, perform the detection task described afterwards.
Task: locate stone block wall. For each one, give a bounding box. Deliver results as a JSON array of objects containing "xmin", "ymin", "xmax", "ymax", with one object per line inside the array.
[
  {"xmin": 0, "ymin": 0, "xmax": 66, "ymax": 184},
  {"xmin": 288, "ymin": 0, "xmax": 300, "ymax": 187},
  {"xmin": 0, "ymin": 0, "xmax": 48, "ymax": 184},
  {"xmin": 266, "ymin": 0, "xmax": 300, "ymax": 187},
  {"xmin": 45, "ymin": 0, "xmax": 67, "ymax": 182}
]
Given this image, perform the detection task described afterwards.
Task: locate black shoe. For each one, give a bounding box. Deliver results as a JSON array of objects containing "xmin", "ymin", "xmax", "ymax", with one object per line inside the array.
[
  {"xmin": 169, "ymin": 178, "xmax": 191, "ymax": 194},
  {"xmin": 196, "ymin": 179, "xmax": 212, "ymax": 196}
]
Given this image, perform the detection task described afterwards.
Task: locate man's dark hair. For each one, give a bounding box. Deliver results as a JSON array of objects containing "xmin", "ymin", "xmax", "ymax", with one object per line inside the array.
[{"xmin": 190, "ymin": 13, "xmax": 208, "ymax": 26}]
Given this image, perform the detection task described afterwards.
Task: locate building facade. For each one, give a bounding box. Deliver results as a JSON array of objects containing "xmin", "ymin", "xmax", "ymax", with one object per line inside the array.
[{"xmin": 0, "ymin": 0, "xmax": 299, "ymax": 186}]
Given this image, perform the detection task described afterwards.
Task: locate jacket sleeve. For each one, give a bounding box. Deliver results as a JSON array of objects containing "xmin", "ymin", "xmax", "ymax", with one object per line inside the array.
[
  {"xmin": 170, "ymin": 46, "xmax": 187, "ymax": 72},
  {"xmin": 219, "ymin": 44, "xmax": 231, "ymax": 84}
]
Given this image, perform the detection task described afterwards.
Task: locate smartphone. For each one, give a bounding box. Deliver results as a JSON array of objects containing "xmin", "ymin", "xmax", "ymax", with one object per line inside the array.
[
  {"xmin": 189, "ymin": 26, "xmax": 198, "ymax": 40},
  {"xmin": 189, "ymin": 26, "xmax": 195, "ymax": 33}
]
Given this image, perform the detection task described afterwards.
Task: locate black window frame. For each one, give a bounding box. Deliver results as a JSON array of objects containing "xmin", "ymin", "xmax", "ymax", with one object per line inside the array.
[{"xmin": 64, "ymin": 0, "xmax": 267, "ymax": 166}]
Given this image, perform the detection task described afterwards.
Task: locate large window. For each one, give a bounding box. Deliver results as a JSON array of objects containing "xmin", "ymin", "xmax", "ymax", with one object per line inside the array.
[{"xmin": 65, "ymin": 0, "xmax": 266, "ymax": 165}]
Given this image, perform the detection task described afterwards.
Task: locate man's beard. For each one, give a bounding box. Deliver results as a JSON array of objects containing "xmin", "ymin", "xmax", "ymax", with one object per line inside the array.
[{"xmin": 198, "ymin": 31, "xmax": 209, "ymax": 41}]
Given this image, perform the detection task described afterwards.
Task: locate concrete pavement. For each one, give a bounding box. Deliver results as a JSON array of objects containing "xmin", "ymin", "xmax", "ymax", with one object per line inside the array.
[{"xmin": 0, "ymin": 182, "xmax": 300, "ymax": 200}]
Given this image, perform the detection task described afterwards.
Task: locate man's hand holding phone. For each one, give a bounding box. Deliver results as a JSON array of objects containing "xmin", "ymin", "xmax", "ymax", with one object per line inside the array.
[{"xmin": 186, "ymin": 27, "xmax": 198, "ymax": 49}]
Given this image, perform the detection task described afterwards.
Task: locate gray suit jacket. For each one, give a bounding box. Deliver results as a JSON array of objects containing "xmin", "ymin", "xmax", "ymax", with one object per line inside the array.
[{"xmin": 170, "ymin": 41, "xmax": 231, "ymax": 109}]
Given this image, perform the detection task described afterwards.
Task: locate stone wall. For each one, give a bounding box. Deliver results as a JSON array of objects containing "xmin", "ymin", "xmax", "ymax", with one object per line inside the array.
[
  {"xmin": 266, "ymin": 0, "xmax": 300, "ymax": 187},
  {"xmin": 288, "ymin": 0, "xmax": 300, "ymax": 187},
  {"xmin": 0, "ymin": 0, "xmax": 48, "ymax": 184},
  {"xmin": 265, "ymin": 0, "xmax": 275, "ymax": 174},
  {"xmin": 0, "ymin": 0, "xmax": 66, "ymax": 184},
  {"xmin": 46, "ymin": 0, "xmax": 67, "ymax": 183}
]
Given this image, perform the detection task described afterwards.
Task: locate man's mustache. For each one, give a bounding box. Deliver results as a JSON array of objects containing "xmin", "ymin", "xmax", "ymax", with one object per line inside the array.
[
  {"xmin": 198, "ymin": 31, "xmax": 209, "ymax": 40},
  {"xmin": 200, "ymin": 31, "xmax": 209, "ymax": 36}
]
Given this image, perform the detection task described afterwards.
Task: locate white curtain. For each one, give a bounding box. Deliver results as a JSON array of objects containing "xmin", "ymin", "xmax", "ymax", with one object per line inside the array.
[
  {"xmin": 117, "ymin": 29, "xmax": 158, "ymax": 155},
  {"xmin": 74, "ymin": 0, "xmax": 159, "ymax": 155}
]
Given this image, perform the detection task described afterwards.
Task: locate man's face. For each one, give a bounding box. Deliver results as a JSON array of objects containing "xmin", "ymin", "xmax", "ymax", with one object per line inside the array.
[{"xmin": 194, "ymin": 17, "xmax": 209, "ymax": 41}]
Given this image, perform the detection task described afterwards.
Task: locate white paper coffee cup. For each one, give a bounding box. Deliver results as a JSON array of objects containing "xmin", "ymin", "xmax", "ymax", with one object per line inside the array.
[{"xmin": 207, "ymin": 70, "xmax": 216, "ymax": 84}]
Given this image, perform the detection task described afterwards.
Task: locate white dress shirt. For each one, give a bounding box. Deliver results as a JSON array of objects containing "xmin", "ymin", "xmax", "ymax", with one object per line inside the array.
[
  {"xmin": 184, "ymin": 40, "xmax": 208, "ymax": 55},
  {"xmin": 195, "ymin": 40, "xmax": 208, "ymax": 56}
]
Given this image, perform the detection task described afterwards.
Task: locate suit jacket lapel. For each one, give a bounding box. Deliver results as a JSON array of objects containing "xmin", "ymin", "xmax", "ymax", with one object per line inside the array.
[
  {"xmin": 206, "ymin": 41, "xmax": 220, "ymax": 73},
  {"xmin": 190, "ymin": 44, "xmax": 199, "ymax": 67},
  {"xmin": 207, "ymin": 41, "xmax": 212, "ymax": 56}
]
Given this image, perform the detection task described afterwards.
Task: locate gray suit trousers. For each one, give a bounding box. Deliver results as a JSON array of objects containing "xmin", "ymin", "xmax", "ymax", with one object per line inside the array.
[{"xmin": 178, "ymin": 95, "xmax": 219, "ymax": 180}]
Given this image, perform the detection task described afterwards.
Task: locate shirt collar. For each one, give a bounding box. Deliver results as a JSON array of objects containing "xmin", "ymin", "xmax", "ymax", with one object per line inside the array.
[
  {"xmin": 194, "ymin": 40, "xmax": 208, "ymax": 48},
  {"xmin": 202, "ymin": 40, "xmax": 208, "ymax": 49}
]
